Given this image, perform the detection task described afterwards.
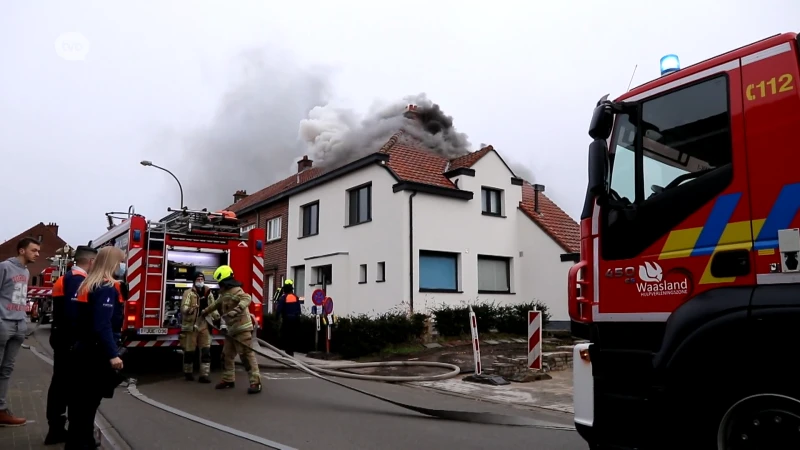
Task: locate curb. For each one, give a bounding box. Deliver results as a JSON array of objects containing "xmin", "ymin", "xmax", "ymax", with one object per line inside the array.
[{"xmin": 27, "ymin": 345, "xmax": 132, "ymax": 450}]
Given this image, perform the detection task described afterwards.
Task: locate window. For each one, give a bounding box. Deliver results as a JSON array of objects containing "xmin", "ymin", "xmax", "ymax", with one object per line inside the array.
[
  {"xmin": 37, "ymin": 234, "xmax": 43, "ymax": 243},
  {"xmin": 419, "ymin": 251, "xmax": 459, "ymax": 292},
  {"xmin": 478, "ymin": 255, "xmax": 511, "ymax": 293},
  {"xmin": 301, "ymin": 202, "xmax": 319, "ymax": 237},
  {"xmin": 266, "ymin": 217, "xmax": 281, "ymax": 241},
  {"xmin": 359, "ymin": 264, "xmax": 367, "ymax": 284},
  {"xmin": 347, "ymin": 184, "xmax": 372, "ymax": 226},
  {"xmin": 292, "ymin": 266, "xmax": 305, "ymax": 298},
  {"xmin": 609, "ymin": 76, "xmax": 732, "ymax": 204},
  {"xmin": 481, "ymin": 188, "xmax": 502, "ymax": 215},
  {"xmin": 241, "ymin": 223, "xmax": 256, "ymax": 233},
  {"xmin": 314, "ymin": 264, "xmax": 332, "ymax": 285},
  {"xmin": 376, "ymin": 261, "xmax": 385, "ymax": 282}
]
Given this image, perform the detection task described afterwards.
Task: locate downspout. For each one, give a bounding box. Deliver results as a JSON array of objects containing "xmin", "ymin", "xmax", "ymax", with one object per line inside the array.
[{"xmin": 408, "ymin": 191, "xmax": 417, "ymax": 315}]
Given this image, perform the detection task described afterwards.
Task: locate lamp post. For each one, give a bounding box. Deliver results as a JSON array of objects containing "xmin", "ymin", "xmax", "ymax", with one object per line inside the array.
[{"xmin": 140, "ymin": 160, "xmax": 185, "ymax": 209}]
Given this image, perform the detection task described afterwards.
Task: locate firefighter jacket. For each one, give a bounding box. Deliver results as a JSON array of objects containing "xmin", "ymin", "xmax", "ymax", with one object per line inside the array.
[
  {"xmin": 201, "ymin": 286, "xmax": 253, "ymax": 335},
  {"xmin": 181, "ymin": 287, "xmax": 218, "ymax": 332},
  {"xmin": 276, "ymin": 293, "xmax": 301, "ymax": 318}
]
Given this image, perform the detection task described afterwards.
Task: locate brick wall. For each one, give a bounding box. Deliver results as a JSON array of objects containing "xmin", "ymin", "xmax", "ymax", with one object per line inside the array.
[{"xmin": 239, "ymin": 199, "xmax": 290, "ymax": 297}]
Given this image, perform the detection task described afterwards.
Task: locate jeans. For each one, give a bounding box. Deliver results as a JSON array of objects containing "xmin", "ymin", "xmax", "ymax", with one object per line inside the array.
[{"xmin": 0, "ymin": 319, "xmax": 26, "ymax": 411}]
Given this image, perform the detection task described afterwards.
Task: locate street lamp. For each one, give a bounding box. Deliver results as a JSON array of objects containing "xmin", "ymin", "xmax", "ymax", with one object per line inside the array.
[{"xmin": 140, "ymin": 160, "xmax": 185, "ymax": 209}]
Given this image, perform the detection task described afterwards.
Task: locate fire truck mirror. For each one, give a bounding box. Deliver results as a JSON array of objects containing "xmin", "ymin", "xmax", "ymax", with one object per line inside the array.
[
  {"xmin": 589, "ymin": 99, "xmax": 614, "ymax": 140},
  {"xmin": 587, "ymin": 139, "xmax": 609, "ymax": 197}
]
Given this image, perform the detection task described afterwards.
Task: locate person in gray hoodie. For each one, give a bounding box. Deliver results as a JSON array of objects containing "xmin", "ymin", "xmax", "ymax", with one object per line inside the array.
[{"xmin": 0, "ymin": 237, "xmax": 40, "ymax": 427}]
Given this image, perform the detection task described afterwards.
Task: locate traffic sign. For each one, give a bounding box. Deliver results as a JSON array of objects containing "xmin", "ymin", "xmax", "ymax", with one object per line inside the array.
[
  {"xmin": 323, "ymin": 297, "xmax": 334, "ymax": 315},
  {"xmin": 312, "ymin": 289, "xmax": 325, "ymax": 306}
]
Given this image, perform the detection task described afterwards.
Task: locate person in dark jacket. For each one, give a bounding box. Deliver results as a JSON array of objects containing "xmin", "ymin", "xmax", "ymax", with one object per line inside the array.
[
  {"xmin": 65, "ymin": 247, "xmax": 126, "ymax": 450},
  {"xmin": 45, "ymin": 245, "xmax": 96, "ymax": 445},
  {"xmin": 275, "ymin": 280, "xmax": 301, "ymax": 357}
]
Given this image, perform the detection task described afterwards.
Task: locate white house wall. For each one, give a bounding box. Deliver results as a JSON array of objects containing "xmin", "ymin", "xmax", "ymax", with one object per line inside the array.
[{"xmin": 286, "ymin": 164, "xmax": 406, "ymax": 317}]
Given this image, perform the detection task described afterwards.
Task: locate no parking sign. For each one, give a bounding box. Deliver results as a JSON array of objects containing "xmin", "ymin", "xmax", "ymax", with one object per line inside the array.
[{"xmin": 311, "ymin": 289, "xmax": 325, "ymax": 306}]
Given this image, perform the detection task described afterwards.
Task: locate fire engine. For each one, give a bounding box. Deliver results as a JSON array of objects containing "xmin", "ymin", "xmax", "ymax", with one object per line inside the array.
[
  {"xmin": 27, "ymin": 251, "xmax": 73, "ymax": 324},
  {"xmin": 89, "ymin": 205, "xmax": 265, "ymax": 356},
  {"xmin": 569, "ymin": 32, "xmax": 800, "ymax": 449}
]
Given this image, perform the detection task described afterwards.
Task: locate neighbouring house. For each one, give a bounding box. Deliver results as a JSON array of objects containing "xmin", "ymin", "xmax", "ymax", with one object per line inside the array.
[
  {"xmin": 0, "ymin": 222, "xmax": 69, "ymax": 286},
  {"xmin": 229, "ymin": 124, "xmax": 579, "ymax": 325}
]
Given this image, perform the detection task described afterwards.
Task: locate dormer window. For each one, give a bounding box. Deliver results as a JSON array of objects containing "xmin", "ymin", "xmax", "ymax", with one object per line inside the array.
[{"xmin": 481, "ymin": 187, "xmax": 503, "ymax": 216}]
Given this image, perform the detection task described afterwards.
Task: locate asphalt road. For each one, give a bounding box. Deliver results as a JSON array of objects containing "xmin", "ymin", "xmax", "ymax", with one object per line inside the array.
[{"xmin": 30, "ymin": 325, "xmax": 587, "ymax": 450}]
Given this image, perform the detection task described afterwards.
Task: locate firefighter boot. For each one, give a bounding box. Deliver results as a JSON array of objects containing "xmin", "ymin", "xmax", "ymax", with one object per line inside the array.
[
  {"xmin": 247, "ymin": 382, "xmax": 262, "ymax": 394},
  {"xmin": 215, "ymin": 381, "xmax": 235, "ymax": 389},
  {"xmin": 198, "ymin": 376, "xmax": 211, "ymax": 384},
  {"xmin": 184, "ymin": 373, "xmax": 194, "ymax": 381},
  {"xmin": 44, "ymin": 425, "xmax": 68, "ymax": 444},
  {"xmin": 0, "ymin": 409, "xmax": 26, "ymax": 426}
]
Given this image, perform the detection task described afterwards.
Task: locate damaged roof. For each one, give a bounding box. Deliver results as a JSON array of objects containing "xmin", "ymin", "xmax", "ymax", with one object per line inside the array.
[{"xmin": 228, "ymin": 132, "xmax": 579, "ymax": 252}]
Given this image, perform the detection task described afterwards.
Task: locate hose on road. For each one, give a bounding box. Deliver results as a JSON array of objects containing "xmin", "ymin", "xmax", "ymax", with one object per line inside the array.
[{"xmin": 204, "ymin": 316, "xmax": 576, "ymax": 431}]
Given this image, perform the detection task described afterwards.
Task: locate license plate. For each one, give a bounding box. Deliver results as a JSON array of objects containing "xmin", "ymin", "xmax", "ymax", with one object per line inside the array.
[{"xmin": 138, "ymin": 328, "xmax": 168, "ymax": 335}]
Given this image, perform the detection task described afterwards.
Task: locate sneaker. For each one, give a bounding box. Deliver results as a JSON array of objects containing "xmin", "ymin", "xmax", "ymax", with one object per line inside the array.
[
  {"xmin": 44, "ymin": 427, "xmax": 67, "ymax": 444},
  {"xmin": 198, "ymin": 376, "xmax": 211, "ymax": 384},
  {"xmin": 215, "ymin": 381, "xmax": 235, "ymax": 390},
  {"xmin": 247, "ymin": 383, "xmax": 262, "ymax": 394},
  {"xmin": 184, "ymin": 373, "xmax": 194, "ymax": 381},
  {"xmin": 0, "ymin": 409, "xmax": 26, "ymax": 427}
]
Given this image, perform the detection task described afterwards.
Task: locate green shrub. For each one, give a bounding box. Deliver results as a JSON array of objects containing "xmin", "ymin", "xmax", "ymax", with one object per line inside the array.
[
  {"xmin": 430, "ymin": 300, "xmax": 551, "ymax": 337},
  {"xmin": 495, "ymin": 300, "xmax": 551, "ymax": 335}
]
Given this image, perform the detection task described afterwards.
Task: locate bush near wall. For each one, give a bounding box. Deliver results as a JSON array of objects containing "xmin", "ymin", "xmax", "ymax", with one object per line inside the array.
[
  {"xmin": 430, "ymin": 300, "xmax": 551, "ymax": 337},
  {"xmin": 259, "ymin": 312, "xmax": 427, "ymax": 359}
]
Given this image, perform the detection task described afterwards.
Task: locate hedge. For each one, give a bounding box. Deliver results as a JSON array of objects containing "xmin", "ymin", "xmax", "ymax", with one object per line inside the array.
[{"xmin": 430, "ymin": 300, "xmax": 551, "ymax": 337}]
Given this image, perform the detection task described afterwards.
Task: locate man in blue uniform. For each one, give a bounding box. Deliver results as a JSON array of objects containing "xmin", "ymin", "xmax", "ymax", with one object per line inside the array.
[
  {"xmin": 275, "ymin": 280, "xmax": 301, "ymax": 357},
  {"xmin": 45, "ymin": 246, "xmax": 96, "ymax": 445}
]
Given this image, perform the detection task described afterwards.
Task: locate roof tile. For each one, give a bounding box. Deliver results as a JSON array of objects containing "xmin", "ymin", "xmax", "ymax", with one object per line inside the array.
[{"xmin": 519, "ymin": 182, "xmax": 581, "ymax": 252}]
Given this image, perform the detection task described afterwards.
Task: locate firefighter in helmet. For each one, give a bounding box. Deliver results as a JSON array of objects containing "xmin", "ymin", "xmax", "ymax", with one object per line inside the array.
[
  {"xmin": 180, "ymin": 272, "xmax": 219, "ymax": 383},
  {"xmin": 200, "ymin": 265, "xmax": 262, "ymax": 394},
  {"xmin": 275, "ymin": 279, "xmax": 301, "ymax": 356}
]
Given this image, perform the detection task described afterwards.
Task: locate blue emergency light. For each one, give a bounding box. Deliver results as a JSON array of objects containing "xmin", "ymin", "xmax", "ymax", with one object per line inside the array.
[{"xmin": 660, "ymin": 54, "xmax": 680, "ymax": 76}]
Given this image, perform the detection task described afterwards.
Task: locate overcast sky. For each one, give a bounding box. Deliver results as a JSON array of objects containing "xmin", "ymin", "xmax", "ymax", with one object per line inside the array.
[{"xmin": 2, "ymin": 0, "xmax": 797, "ymax": 246}]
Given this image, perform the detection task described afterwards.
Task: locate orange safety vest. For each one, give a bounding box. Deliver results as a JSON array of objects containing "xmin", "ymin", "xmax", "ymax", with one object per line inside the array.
[{"xmin": 285, "ymin": 293, "xmax": 298, "ymax": 303}]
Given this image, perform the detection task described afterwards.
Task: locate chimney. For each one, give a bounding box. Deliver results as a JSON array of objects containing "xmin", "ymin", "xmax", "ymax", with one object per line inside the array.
[
  {"xmin": 233, "ymin": 190, "xmax": 248, "ymax": 204},
  {"xmin": 403, "ymin": 104, "xmax": 420, "ymax": 121},
  {"xmin": 532, "ymin": 184, "xmax": 546, "ymax": 214},
  {"xmin": 297, "ymin": 155, "xmax": 313, "ymax": 173},
  {"xmin": 45, "ymin": 222, "xmax": 59, "ymax": 236}
]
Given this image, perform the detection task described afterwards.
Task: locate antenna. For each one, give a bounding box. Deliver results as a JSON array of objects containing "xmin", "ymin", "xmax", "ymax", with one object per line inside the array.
[{"xmin": 626, "ymin": 64, "xmax": 638, "ymax": 92}]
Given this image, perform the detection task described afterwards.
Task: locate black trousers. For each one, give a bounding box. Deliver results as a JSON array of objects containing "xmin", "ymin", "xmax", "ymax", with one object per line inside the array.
[
  {"xmin": 65, "ymin": 351, "xmax": 106, "ymax": 450},
  {"xmin": 45, "ymin": 341, "xmax": 70, "ymax": 428},
  {"xmin": 281, "ymin": 316, "xmax": 299, "ymax": 356}
]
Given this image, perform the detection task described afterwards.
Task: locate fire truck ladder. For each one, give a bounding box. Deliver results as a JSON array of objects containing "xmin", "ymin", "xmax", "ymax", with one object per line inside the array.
[
  {"xmin": 164, "ymin": 207, "xmax": 241, "ymax": 236},
  {"xmin": 142, "ymin": 220, "xmax": 168, "ymax": 328}
]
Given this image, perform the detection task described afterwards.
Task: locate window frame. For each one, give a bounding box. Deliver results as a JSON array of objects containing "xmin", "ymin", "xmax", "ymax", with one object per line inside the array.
[
  {"xmin": 292, "ymin": 265, "xmax": 306, "ymax": 298},
  {"xmin": 266, "ymin": 217, "xmax": 281, "ymax": 241},
  {"xmin": 300, "ymin": 201, "xmax": 320, "ymax": 238},
  {"xmin": 477, "ymin": 255, "xmax": 512, "ymax": 294},
  {"xmin": 313, "ymin": 264, "xmax": 333, "ymax": 285},
  {"xmin": 376, "ymin": 261, "xmax": 386, "ymax": 282},
  {"xmin": 241, "ymin": 223, "xmax": 256, "ymax": 233},
  {"xmin": 358, "ymin": 264, "xmax": 367, "ymax": 284},
  {"xmin": 481, "ymin": 187, "xmax": 503, "ymax": 216},
  {"xmin": 346, "ymin": 183, "xmax": 372, "ymax": 227},
  {"xmin": 418, "ymin": 250, "xmax": 459, "ymax": 293}
]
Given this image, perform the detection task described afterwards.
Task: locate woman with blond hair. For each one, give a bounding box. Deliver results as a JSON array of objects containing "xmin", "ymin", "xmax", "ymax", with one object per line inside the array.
[{"xmin": 65, "ymin": 246, "xmax": 126, "ymax": 450}]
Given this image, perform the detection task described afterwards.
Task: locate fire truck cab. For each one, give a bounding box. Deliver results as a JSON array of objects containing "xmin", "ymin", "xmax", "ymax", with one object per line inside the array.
[
  {"xmin": 570, "ymin": 33, "xmax": 800, "ymax": 449},
  {"xmin": 90, "ymin": 206, "xmax": 266, "ymax": 353}
]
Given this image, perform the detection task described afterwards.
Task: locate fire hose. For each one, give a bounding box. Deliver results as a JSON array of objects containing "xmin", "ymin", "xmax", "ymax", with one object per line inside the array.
[{"xmin": 125, "ymin": 314, "xmax": 575, "ymax": 440}]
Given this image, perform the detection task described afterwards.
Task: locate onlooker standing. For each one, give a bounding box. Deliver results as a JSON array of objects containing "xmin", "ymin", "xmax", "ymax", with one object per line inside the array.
[{"xmin": 0, "ymin": 237, "xmax": 41, "ymax": 426}]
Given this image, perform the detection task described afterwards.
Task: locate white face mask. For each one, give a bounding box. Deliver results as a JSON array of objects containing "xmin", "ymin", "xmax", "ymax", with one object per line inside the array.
[
  {"xmin": 115, "ymin": 263, "xmax": 126, "ymax": 279},
  {"xmin": 195, "ymin": 281, "xmax": 204, "ymax": 289}
]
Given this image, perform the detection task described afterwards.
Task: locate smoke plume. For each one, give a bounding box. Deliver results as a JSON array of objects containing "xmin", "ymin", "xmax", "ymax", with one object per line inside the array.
[{"xmin": 299, "ymin": 93, "xmax": 472, "ymax": 170}]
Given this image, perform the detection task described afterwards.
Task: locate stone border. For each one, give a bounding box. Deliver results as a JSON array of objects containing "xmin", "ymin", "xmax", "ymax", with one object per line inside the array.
[{"xmin": 26, "ymin": 345, "xmax": 132, "ymax": 450}]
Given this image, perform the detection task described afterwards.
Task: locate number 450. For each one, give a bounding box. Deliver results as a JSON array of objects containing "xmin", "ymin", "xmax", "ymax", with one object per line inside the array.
[{"xmin": 746, "ymin": 74, "xmax": 794, "ymax": 101}]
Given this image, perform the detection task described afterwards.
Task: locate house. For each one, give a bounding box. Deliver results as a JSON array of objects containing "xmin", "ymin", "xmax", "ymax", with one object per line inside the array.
[
  {"xmin": 229, "ymin": 132, "xmax": 579, "ymax": 325},
  {"xmin": 0, "ymin": 222, "xmax": 69, "ymax": 286}
]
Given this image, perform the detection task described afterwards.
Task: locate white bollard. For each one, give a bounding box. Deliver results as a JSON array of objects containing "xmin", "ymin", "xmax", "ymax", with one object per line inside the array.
[
  {"xmin": 468, "ymin": 305, "xmax": 482, "ymax": 375},
  {"xmin": 528, "ymin": 309, "xmax": 543, "ymax": 370}
]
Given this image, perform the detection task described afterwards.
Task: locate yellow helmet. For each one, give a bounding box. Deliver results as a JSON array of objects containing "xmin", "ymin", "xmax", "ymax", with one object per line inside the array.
[
  {"xmin": 284, "ymin": 279, "xmax": 293, "ymax": 286},
  {"xmin": 213, "ymin": 265, "xmax": 234, "ymax": 282}
]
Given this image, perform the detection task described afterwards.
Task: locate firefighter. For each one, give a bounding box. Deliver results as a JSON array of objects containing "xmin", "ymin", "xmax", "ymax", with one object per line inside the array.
[
  {"xmin": 200, "ymin": 265, "xmax": 261, "ymax": 394},
  {"xmin": 275, "ymin": 279, "xmax": 300, "ymax": 357},
  {"xmin": 180, "ymin": 272, "xmax": 218, "ymax": 383},
  {"xmin": 45, "ymin": 245, "xmax": 96, "ymax": 446}
]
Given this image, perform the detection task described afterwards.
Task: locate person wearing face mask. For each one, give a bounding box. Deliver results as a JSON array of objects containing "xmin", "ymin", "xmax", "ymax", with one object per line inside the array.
[
  {"xmin": 66, "ymin": 246, "xmax": 126, "ymax": 450},
  {"xmin": 110, "ymin": 261, "xmax": 127, "ymax": 348},
  {"xmin": 180, "ymin": 272, "xmax": 218, "ymax": 383}
]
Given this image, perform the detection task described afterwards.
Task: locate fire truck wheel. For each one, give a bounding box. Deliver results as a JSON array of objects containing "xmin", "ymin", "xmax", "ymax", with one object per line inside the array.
[{"xmin": 716, "ymin": 393, "xmax": 800, "ymax": 450}]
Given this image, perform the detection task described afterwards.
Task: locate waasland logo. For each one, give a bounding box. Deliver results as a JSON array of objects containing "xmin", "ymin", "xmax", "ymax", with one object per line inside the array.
[
  {"xmin": 54, "ymin": 32, "xmax": 90, "ymax": 61},
  {"xmin": 637, "ymin": 261, "xmax": 688, "ymax": 297}
]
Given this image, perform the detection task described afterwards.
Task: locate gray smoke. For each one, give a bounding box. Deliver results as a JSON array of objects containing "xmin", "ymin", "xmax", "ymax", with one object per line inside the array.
[
  {"xmin": 299, "ymin": 93, "xmax": 472, "ymax": 170},
  {"xmin": 176, "ymin": 48, "xmax": 331, "ymax": 209}
]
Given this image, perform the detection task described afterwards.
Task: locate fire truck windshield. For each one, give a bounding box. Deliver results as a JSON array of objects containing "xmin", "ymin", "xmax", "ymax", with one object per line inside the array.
[{"xmin": 607, "ymin": 75, "xmax": 730, "ymax": 204}]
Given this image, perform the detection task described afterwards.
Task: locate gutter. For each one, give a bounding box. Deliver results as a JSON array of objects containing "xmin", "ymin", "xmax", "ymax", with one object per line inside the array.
[{"xmin": 408, "ymin": 191, "xmax": 417, "ymax": 315}]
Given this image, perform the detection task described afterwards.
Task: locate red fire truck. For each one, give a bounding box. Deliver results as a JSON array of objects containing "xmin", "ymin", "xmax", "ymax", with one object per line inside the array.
[
  {"xmin": 90, "ymin": 206, "xmax": 266, "ymax": 355},
  {"xmin": 569, "ymin": 32, "xmax": 800, "ymax": 449},
  {"xmin": 27, "ymin": 257, "xmax": 72, "ymax": 324}
]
